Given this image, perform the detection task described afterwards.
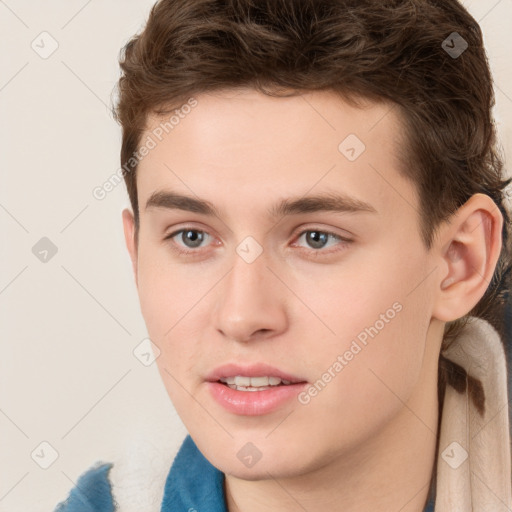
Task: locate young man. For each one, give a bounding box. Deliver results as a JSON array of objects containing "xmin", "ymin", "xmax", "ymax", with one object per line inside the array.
[{"xmin": 54, "ymin": 0, "xmax": 512, "ymax": 510}]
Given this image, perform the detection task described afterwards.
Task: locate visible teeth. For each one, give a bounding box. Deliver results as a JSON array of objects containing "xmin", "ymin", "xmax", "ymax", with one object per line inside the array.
[
  {"xmin": 249, "ymin": 376, "xmax": 269, "ymax": 387},
  {"xmin": 235, "ymin": 376, "xmax": 251, "ymax": 387},
  {"xmin": 218, "ymin": 375, "xmax": 292, "ymax": 388}
]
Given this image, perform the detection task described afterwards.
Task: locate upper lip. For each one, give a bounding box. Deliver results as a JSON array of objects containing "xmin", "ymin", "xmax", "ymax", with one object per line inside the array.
[{"xmin": 205, "ymin": 363, "xmax": 307, "ymax": 384}]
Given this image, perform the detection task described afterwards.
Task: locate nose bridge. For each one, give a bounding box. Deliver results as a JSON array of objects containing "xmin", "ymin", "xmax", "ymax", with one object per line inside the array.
[{"xmin": 213, "ymin": 244, "xmax": 286, "ymax": 342}]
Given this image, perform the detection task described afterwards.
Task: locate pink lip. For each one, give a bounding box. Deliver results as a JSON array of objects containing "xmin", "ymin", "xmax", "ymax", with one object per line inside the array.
[{"xmin": 205, "ymin": 362, "xmax": 308, "ymax": 416}]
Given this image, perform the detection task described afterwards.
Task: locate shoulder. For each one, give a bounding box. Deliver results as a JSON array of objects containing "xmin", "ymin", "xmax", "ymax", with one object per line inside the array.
[{"xmin": 53, "ymin": 462, "xmax": 115, "ymax": 512}]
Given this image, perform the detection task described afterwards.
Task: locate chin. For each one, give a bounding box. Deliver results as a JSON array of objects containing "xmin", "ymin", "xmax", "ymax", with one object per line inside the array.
[{"xmin": 195, "ymin": 431, "xmax": 319, "ymax": 480}]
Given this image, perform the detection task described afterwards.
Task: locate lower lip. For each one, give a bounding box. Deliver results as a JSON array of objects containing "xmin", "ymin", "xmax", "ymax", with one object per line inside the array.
[{"xmin": 207, "ymin": 381, "xmax": 308, "ymax": 416}]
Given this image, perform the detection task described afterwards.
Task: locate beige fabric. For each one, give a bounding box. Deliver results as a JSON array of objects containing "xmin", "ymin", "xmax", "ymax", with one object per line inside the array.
[
  {"xmin": 435, "ymin": 316, "xmax": 512, "ymax": 511},
  {"xmin": 109, "ymin": 434, "xmax": 174, "ymax": 512}
]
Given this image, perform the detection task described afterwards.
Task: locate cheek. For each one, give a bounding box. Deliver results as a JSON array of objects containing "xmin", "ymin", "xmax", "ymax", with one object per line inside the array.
[
  {"xmin": 316, "ymin": 302, "xmax": 428, "ymax": 450},
  {"xmin": 135, "ymin": 245, "xmax": 220, "ymax": 387},
  {"xmin": 135, "ymin": 252, "xmax": 192, "ymax": 389},
  {"xmin": 136, "ymin": 241, "xmax": 203, "ymax": 338},
  {"xmin": 294, "ymin": 243, "xmax": 432, "ymax": 412}
]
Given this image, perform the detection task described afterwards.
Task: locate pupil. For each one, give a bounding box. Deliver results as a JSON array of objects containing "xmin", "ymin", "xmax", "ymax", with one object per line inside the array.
[
  {"xmin": 307, "ymin": 231, "xmax": 327, "ymax": 249},
  {"xmin": 183, "ymin": 230, "xmax": 203, "ymax": 248}
]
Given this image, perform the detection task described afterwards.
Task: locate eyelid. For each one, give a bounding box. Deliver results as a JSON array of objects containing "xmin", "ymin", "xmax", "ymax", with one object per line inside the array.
[{"xmin": 290, "ymin": 224, "xmax": 353, "ymax": 242}]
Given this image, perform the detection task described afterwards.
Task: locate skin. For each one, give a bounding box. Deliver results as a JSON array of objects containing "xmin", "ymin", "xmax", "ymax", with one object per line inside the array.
[{"xmin": 122, "ymin": 88, "xmax": 502, "ymax": 512}]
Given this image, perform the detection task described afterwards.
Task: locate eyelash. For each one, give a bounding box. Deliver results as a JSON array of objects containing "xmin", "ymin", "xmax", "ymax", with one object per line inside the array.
[{"xmin": 163, "ymin": 227, "xmax": 352, "ymax": 257}]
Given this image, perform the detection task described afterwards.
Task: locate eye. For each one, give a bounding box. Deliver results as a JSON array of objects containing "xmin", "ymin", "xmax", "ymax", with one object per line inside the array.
[
  {"xmin": 163, "ymin": 227, "xmax": 352, "ymax": 256},
  {"xmin": 164, "ymin": 228, "xmax": 212, "ymax": 254},
  {"xmin": 293, "ymin": 229, "xmax": 351, "ymax": 253}
]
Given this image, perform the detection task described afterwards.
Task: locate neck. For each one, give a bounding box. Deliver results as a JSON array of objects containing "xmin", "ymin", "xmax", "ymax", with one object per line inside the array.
[{"xmin": 224, "ymin": 323, "xmax": 442, "ymax": 512}]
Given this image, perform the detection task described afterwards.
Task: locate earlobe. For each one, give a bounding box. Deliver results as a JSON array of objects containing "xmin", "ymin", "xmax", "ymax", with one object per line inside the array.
[
  {"xmin": 122, "ymin": 208, "xmax": 138, "ymax": 287},
  {"xmin": 432, "ymin": 194, "xmax": 503, "ymax": 322}
]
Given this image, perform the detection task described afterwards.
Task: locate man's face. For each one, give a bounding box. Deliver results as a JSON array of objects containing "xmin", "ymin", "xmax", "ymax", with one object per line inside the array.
[{"xmin": 123, "ymin": 88, "xmax": 441, "ymax": 479}]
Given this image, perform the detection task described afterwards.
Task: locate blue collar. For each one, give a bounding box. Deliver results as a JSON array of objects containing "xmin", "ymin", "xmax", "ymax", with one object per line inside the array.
[
  {"xmin": 160, "ymin": 435, "xmax": 436, "ymax": 511},
  {"xmin": 160, "ymin": 435, "xmax": 227, "ymax": 511}
]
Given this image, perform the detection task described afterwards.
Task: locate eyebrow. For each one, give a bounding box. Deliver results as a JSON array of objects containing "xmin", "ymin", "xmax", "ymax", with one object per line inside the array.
[{"xmin": 145, "ymin": 190, "xmax": 377, "ymax": 218}]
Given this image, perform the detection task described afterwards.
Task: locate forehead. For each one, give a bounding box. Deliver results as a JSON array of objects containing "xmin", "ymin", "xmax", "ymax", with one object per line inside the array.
[{"xmin": 137, "ymin": 88, "xmax": 417, "ymax": 223}]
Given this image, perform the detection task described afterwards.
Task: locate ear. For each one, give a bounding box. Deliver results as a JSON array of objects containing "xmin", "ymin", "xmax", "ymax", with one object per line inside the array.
[
  {"xmin": 432, "ymin": 193, "xmax": 503, "ymax": 322},
  {"xmin": 122, "ymin": 208, "xmax": 138, "ymax": 288}
]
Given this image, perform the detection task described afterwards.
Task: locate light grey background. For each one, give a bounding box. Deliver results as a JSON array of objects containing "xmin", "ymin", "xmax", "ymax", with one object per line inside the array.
[{"xmin": 1, "ymin": 1, "xmax": 511, "ymax": 511}]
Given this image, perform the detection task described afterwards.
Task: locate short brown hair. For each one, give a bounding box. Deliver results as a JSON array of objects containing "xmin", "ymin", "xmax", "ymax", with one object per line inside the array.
[{"xmin": 113, "ymin": 0, "xmax": 511, "ymax": 424}]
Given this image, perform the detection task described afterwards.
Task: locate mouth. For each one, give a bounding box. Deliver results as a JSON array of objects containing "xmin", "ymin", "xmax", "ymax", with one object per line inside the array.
[{"xmin": 205, "ymin": 363, "xmax": 308, "ymax": 415}]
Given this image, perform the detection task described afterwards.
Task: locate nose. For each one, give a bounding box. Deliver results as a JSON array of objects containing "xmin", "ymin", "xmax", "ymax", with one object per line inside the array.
[{"xmin": 213, "ymin": 249, "xmax": 288, "ymax": 343}]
